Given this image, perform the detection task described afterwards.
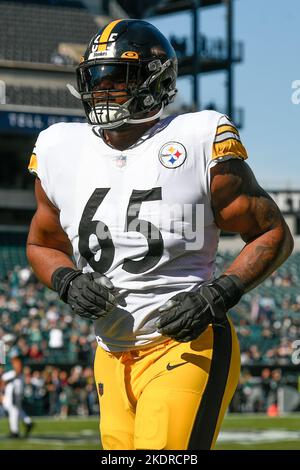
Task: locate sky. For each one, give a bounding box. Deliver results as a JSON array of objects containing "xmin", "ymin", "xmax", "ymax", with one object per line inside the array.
[{"xmin": 149, "ymin": 0, "xmax": 300, "ymax": 189}]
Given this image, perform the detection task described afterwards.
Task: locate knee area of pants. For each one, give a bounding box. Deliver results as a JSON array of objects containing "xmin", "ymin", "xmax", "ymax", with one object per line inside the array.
[
  {"xmin": 101, "ymin": 430, "xmax": 134, "ymax": 450},
  {"xmin": 134, "ymin": 397, "xmax": 169, "ymax": 450}
]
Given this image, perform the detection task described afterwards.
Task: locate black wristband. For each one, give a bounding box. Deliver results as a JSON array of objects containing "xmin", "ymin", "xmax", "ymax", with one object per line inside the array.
[
  {"xmin": 210, "ymin": 274, "xmax": 245, "ymax": 310},
  {"xmin": 51, "ymin": 267, "xmax": 82, "ymax": 302}
]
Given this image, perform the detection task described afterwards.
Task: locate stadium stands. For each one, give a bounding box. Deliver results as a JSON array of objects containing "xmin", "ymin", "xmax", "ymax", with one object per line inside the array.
[
  {"xmin": 6, "ymin": 85, "xmax": 81, "ymax": 109},
  {"xmin": 215, "ymin": 252, "xmax": 300, "ymax": 368},
  {"xmin": 0, "ymin": 1, "xmax": 98, "ymax": 64}
]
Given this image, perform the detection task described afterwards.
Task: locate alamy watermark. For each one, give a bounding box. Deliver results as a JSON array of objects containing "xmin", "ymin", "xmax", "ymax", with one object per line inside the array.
[
  {"xmin": 291, "ymin": 339, "xmax": 300, "ymax": 365},
  {"xmin": 0, "ymin": 340, "xmax": 5, "ymax": 364},
  {"xmin": 0, "ymin": 80, "xmax": 6, "ymax": 105},
  {"xmin": 95, "ymin": 203, "xmax": 205, "ymax": 251},
  {"xmin": 291, "ymin": 80, "xmax": 300, "ymax": 104}
]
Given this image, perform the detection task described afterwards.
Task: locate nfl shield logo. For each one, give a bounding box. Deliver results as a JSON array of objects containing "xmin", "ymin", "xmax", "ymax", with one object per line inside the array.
[
  {"xmin": 114, "ymin": 154, "xmax": 127, "ymax": 168},
  {"xmin": 98, "ymin": 383, "xmax": 104, "ymax": 396}
]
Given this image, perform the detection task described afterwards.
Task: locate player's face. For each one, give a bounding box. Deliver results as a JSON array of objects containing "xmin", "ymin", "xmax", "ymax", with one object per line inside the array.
[
  {"xmin": 92, "ymin": 78, "xmax": 128, "ymax": 105},
  {"xmin": 84, "ymin": 64, "xmax": 140, "ymax": 105}
]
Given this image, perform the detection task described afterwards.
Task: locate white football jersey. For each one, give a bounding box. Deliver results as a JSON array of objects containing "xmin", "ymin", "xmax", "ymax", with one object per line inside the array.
[{"xmin": 28, "ymin": 111, "xmax": 247, "ymax": 351}]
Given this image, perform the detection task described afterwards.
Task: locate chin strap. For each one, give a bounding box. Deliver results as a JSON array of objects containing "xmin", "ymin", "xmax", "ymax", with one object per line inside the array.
[
  {"xmin": 126, "ymin": 105, "xmax": 164, "ymax": 124},
  {"xmin": 67, "ymin": 83, "xmax": 165, "ymax": 127},
  {"xmin": 66, "ymin": 83, "xmax": 81, "ymax": 99}
]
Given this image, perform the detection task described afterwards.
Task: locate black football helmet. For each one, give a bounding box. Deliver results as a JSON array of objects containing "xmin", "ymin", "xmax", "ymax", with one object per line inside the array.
[{"xmin": 76, "ymin": 19, "xmax": 178, "ymax": 129}]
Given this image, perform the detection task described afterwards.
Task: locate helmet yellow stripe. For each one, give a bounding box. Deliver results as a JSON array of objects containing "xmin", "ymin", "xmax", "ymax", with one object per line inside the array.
[{"xmin": 98, "ymin": 19, "xmax": 124, "ymax": 51}]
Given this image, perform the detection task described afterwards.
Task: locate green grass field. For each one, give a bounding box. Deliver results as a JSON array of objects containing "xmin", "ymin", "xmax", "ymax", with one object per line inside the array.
[{"xmin": 0, "ymin": 414, "xmax": 299, "ymax": 450}]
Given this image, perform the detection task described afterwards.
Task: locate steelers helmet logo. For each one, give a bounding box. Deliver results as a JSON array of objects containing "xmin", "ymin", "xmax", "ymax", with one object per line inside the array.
[{"xmin": 158, "ymin": 142, "xmax": 187, "ymax": 169}]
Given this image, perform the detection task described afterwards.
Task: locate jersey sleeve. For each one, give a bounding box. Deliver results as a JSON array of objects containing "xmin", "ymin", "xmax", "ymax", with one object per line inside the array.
[
  {"xmin": 202, "ymin": 113, "xmax": 248, "ymax": 200},
  {"xmin": 28, "ymin": 147, "xmax": 38, "ymax": 177},
  {"xmin": 212, "ymin": 115, "xmax": 248, "ymax": 161},
  {"xmin": 27, "ymin": 129, "xmax": 46, "ymax": 179},
  {"xmin": 27, "ymin": 123, "xmax": 64, "ymax": 207}
]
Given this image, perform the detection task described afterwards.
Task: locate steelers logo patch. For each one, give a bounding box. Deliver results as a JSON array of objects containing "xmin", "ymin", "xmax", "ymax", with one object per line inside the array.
[{"xmin": 158, "ymin": 142, "xmax": 187, "ymax": 169}]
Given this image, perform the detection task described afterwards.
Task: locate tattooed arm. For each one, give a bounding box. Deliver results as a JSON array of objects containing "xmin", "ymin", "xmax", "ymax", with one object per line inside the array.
[
  {"xmin": 210, "ymin": 160, "xmax": 294, "ymax": 292},
  {"xmin": 156, "ymin": 159, "xmax": 293, "ymax": 342}
]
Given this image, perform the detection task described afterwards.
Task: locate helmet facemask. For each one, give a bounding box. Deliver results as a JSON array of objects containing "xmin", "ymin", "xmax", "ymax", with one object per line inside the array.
[{"xmin": 76, "ymin": 59, "xmax": 177, "ymax": 129}]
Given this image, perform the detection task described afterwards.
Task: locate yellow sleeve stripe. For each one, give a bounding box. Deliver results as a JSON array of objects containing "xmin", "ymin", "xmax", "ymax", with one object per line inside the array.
[
  {"xmin": 212, "ymin": 139, "xmax": 248, "ymax": 160},
  {"xmin": 98, "ymin": 19, "xmax": 124, "ymax": 51},
  {"xmin": 216, "ymin": 124, "xmax": 240, "ymax": 137},
  {"xmin": 28, "ymin": 153, "xmax": 38, "ymax": 175}
]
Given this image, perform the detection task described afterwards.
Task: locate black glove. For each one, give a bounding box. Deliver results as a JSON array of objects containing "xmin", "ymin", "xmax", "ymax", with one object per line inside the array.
[
  {"xmin": 156, "ymin": 275, "xmax": 244, "ymax": 342},
  {"xmin": 51, "ymin": 267, "xmax": 118, "ymax": 320}
]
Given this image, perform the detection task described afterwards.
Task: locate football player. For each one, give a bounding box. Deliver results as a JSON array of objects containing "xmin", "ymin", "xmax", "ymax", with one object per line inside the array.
[
  {"xmin": 1, "ymin": 335, "xmax": 34, "ymax": 438},
  {"xmin": 27, "ymin": 19, "xmax": 293, "ymax": 450}
]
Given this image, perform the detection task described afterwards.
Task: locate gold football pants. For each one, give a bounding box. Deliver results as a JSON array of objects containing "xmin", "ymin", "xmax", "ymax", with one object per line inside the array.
[{"xmin": 94, "ymin": 317, "xmax": 240, "ymax": 450}]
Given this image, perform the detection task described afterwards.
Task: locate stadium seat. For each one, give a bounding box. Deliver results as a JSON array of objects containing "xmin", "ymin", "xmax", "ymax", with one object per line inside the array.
[{"xmin": 0, "ymin": 1, "xmax": 98, "ymax": 64}]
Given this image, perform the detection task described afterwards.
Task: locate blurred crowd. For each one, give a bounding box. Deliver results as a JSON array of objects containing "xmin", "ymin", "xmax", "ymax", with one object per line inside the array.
[
  {"xmin": 0, "ymin": 364, "xmax": 98, "ymax": 418},
  {"xmin": 234, "ymin": 278, "xmax": 300, "ymax": 366},
  {"xmin": 229, "ymin": 367, "xmax": 292, "ymax": 415},
  {"xmin": 0, "ymin": 266, "xmax": 96, "ymax": 366},
  {"xmin": 215, "ymin": 255, "xmax": 300, "ymax": 366},
  {"xmin": 0, "ymin": 260, "xmax": 299, "ymax": 416}
]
